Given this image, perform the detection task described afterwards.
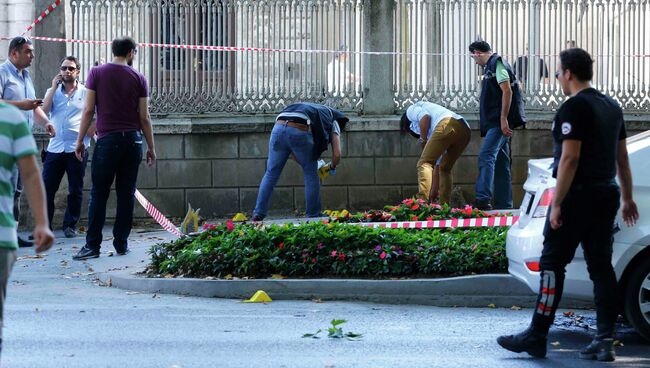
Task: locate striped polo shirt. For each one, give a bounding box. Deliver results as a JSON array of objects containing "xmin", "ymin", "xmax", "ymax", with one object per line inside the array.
[{"xmin": 0, "ymin": 102, "xmax": 38, "ymax": 249}]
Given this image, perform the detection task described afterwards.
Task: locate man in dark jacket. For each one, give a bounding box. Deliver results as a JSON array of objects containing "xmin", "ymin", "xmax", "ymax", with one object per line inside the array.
[
  {"xmin": 469, "ymin": 40, "xmax": 526, "ymax": 210},
  {"xmin": 252, "ymin": 103, "xmax": 348, "ymax": 221}
]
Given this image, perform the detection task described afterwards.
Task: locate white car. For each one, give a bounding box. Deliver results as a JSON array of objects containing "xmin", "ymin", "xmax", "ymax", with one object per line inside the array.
[{"xmin": 506, "ymin": 130, "xmax": 650, "ymax": 340}]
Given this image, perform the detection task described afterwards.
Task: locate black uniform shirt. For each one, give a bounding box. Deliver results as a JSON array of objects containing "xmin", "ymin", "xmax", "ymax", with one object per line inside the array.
[{"xmin": 551, "ymin": 88, "xmax": 626, "ymax": 183}]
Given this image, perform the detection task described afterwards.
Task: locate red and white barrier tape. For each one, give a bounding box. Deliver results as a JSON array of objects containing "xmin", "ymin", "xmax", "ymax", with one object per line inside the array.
[
  {"xmin": 1, "ymin": 35, "xmax": 648, "ymax": 58},
  {"xmin": 134, "ymin": 189, "xmax": 183, "ymax": 238},
  {"xmin": 22, "ymin": 0, "xmax": 62, "ymax": 35},
  {"xmin": 350, "ymin": 216, "xmax": 519, "ymax": 229}
]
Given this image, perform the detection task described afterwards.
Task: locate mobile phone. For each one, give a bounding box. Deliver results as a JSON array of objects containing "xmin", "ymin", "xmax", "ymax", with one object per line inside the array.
[{"xmin": 35, "ymin": 99, "xmax": 44, "ymax": 106}]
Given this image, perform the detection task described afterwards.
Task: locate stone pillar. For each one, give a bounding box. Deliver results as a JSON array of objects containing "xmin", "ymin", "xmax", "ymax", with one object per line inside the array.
[
  {"xmin": 32, "ymin": 0, "xmax": 66, "ymax": 97},
  {"xmin": 362, "ymin": 0, "xmax": 394, "ymax": 115}
]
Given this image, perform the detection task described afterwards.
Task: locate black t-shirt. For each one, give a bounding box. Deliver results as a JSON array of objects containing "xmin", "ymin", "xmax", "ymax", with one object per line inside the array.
[{"xmin": 551, "ymin": 88, "xmax": 626, "ymax": 183}]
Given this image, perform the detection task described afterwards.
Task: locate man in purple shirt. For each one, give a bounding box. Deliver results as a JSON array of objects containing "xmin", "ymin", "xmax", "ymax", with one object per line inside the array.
[{"xmin": 72, "ymin": 37, "xmax": 156, "ymax": 260}]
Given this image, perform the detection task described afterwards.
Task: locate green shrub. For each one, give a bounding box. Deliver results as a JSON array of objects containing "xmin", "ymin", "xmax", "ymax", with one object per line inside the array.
[{"xmin": 149, "ymin": 221, "xmax": 508, "ymax": 279}]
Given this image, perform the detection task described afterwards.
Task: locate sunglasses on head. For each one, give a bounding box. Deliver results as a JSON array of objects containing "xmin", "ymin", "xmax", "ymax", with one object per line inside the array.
[{"xmin": 60, "ymin": 66, "xmax": 78, "ymax": 72}]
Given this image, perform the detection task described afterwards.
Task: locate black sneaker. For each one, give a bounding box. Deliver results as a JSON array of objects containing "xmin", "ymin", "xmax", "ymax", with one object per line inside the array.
[
  {"xmin": 473, "ymin": 201, "xmax": 493, "ymax": 211},
  {"xmin": 497, "ymin": 327, "xmax": 548, "ymax": 358},
  {"xmin": 116, "ymin": 248, "xmax": 130, "ymax": 256},
  {"xmin": 579, "ymin": 338, "xmax": 615, "ymax": 361},
  {"xmin": 251, "ymin": 214, "xmax": 264, "ymax": 222},
  {"xmin": 72, "ymin": 245, "xmax": 100, "ymax": 261},
  {"xmin": 63, "ymin": 227, "xmax": 78, "ymax": 238},
  {"xmin": 18, "ymin": 236, "xmax": 33, "ymax": 248}
]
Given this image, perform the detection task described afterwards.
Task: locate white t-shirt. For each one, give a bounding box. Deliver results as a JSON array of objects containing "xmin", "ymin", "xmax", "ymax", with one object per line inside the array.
[{"xmin": 406, "ymin": 101, "xmax": 469, "ymax": 139}]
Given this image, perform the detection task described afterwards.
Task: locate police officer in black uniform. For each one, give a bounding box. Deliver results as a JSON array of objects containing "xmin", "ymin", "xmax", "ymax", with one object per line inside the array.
[{"xmin": 496, "ymin": 48, "xmax": 639, "ymax": 361}]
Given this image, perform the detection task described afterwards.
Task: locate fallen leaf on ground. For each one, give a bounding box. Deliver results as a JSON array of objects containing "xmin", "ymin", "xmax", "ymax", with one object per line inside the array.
[
  {"xmin": 487, "ymin": 304, "xmax": 496, "ymax": 308},
  {"xmin": 550, "ymin": 341, "xmax": 561, "ymax": 346},
  {"xmin": 510, "ymin": 305, "xmax": 522, "ymax": 310},
  {"xmin": 271, "ymin": 274, "xmax": 286, "ymax": 279},
  {"xmin": 312, "ymin": 298, "xmax": 323, "ymax": 303}
]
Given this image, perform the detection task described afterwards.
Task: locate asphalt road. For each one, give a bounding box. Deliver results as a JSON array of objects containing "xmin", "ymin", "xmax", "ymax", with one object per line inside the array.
[{"xmin": 2, "ymin": 230, "xmax": 648, "ymax": 368}]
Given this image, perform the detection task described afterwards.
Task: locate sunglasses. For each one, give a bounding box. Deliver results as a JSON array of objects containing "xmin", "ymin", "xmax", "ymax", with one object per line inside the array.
[{"xmin": 60, "ymin": 66, "xmax": 78, "ymax": 72}]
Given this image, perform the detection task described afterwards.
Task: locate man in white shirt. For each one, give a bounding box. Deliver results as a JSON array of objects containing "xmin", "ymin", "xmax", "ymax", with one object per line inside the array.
[
  {"xmin": 41, "ymin": 56, "xmax": 93, "ymax": 238},
  {"xmin": 400, "ymin": 101, "xmax": 471, "ymax": 204}
]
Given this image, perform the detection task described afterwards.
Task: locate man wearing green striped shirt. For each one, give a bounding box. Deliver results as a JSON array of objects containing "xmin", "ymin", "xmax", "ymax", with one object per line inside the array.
[{"xmin": 0, "ymin": 102, "xmax": 54, "ymax": 357}]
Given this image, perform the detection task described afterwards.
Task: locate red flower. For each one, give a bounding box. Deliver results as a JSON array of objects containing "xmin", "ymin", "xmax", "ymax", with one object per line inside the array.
[
  {"xmin": 338, "ymin": 253, "xmax": 346, "ymax": 261},
  {"xmin": 426, "ymin": 217, "xmax": 433, "ymax": 221},
  {"xmin": 278, "ymin": 242, "xmax": 284, "ymax": 250},
  {"xmin": 379, "ymin": 251, "xmax": 387, "ymax": 260},
  {"xmin": 403, "ymin": 198, "xmax": 415, "ymax": 206},
  {"xmin": 411, "ymin": 204, "xmax": 420, "ymax": 210},
  {"xmin": 331, "ymin": 250, "xmax": 337, "ymax": 257},
  {"xmin": 225, "ymin": 220, "xmax": 235, "ymax": 232},
  {"xmin": 411, "ymin": 215, "xmax": 418, "ymax": 221},
  {"xmin": 311, "ymin": 258, "xmax": 317, "ymax": 264}
]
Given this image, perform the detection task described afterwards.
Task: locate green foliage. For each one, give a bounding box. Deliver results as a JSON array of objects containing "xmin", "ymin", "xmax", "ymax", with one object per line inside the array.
[
  {"xmin": 302, "ymin": 319, "xmax": 363, "ymax": 341},
  {"xmin": 148, "ymin": 220, "xmax": 508, "ymax": 279}
]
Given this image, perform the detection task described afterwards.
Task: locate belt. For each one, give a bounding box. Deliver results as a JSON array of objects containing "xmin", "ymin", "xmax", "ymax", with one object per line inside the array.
[{"xmin": 276, "ymin": 120, "xmax": 310, "ymax": 132}]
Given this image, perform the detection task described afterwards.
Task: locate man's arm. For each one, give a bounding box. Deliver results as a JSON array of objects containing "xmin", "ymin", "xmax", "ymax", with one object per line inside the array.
[
  {"xmin": 16, "ymin": 155, "xmax": 54, "ymax": 252},
  {"xmin": 418, "ymin": 114, "xmax": 431, "ymax": 149},
  {"xmin": 33, "ymin": 107, "xmax": 55, "ymax": 137},
  {"xmin": 616, "ymin": 139, "xmax": 639, "ymax": 226},
  {"xmin": 499, "ymin": 81, "xmax": 513, "ymax": 137},
  {"xmin": 75, "ymin": 90, "xmax": 96, "ymax": 161},
  {"xmin": 549, "ymin": 139, "xmax": 581, "ymax": 229},
  {"xmin": 139, "ymin": 97, "xmax": 156, "ymax": 166},
  {"xmin": 330, "ymin": 133, "xmax": 341, "ymax": 168}
]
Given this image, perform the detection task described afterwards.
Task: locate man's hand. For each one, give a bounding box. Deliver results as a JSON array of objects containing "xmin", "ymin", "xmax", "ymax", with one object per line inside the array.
[
  {"xmin": 15, "ymin": 99, "xmax": 43, "ymax": 111},
  {"xmin": 500, "ymin": 117, "xmax": 513, "ymax": 137},
  {"xmin": 45, "ymin": 123, "xmax": 56, "ymax": 137},
  {"xmin": 550, "ymin": 205, "xmax": 562, "ymax": 230},
  {"xmin": 51, "ymin": 74, "xmax": 63, "ymax": 88},
  {"xmin": 621, "ymin": 199, "xmax": 639, "ymax": 227},
  {"xmin": 146, "ymin": 148, "xmax": 156, "ymax": 167},
  {"xmin": 74, "ymin": 140, "xmax": 85, "ymax": 162},
  {"xmin": 32, "ymin": 225, "xmax": 55, "ymax": 253}
]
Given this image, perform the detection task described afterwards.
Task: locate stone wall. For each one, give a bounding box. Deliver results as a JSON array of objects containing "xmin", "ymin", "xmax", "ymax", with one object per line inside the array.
[{"xmin": 28, "ymin": 113, "xmax": 649, "ymax": 228}]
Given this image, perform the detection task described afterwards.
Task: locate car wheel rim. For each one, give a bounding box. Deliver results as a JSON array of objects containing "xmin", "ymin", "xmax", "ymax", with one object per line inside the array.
[{"xmin": 640, "ymin": 271, "xmax": 650, "ymax": 325}]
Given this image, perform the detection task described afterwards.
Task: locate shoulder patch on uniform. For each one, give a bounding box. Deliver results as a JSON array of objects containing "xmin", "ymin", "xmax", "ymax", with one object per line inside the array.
[{"xmin": 561, "ymin": 122, "xmax": 572, "ymax": 135}]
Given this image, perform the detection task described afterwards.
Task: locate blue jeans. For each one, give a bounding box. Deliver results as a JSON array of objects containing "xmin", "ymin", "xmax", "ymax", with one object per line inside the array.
[
  {"xmin": 86, "ymin": 131, "xmax": 143, "ymax": 252},
  {"xmin": 254, "ymin": 124, "xmax": 321, "ymax": 218},
  {"xmin": 42, "ymin": 151, "xmax": 88, "ymax": 230},
  {"xmin": 475, "ymin": 127, "xmax": 513, "ymax": 208}
]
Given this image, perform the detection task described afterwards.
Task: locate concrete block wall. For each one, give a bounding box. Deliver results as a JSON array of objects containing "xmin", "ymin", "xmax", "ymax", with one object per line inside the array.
[{"xmin": 28, "ymin": 113, "xmax": 650, "ymax": 229}]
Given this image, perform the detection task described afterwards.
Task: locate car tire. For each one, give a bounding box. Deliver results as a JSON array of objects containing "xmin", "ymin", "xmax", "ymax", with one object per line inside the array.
[{"xmin": 624, "ymin": 256, "xmax": 650, "ymax": 341}]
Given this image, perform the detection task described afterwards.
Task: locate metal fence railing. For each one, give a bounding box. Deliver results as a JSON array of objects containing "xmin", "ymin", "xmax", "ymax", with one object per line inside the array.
[{"xmin": 69, "ymin": 0, "xmax": 650, "ymax": 115}]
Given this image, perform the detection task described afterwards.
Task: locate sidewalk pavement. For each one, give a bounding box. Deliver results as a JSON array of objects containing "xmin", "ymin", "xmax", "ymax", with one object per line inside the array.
[{"xmin": 21, "ymin": 225, "xmax": 591, "ymax": 309}]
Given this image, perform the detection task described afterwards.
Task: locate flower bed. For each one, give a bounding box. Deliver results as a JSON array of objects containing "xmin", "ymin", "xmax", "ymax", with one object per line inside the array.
[{"xmin": 149, "ymin": 221, "xmax": 508, "ymax": 279}]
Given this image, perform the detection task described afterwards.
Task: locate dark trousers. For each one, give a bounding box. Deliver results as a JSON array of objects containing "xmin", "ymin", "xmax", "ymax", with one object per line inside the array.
[
  {"xmin": 86, "ymin": 131, "xmax": 143, "ymax": 252},
  {"xmin": 42, "ymin": 151, "xmax": 88, "ymax": 230},
  {"xmin": 532, "ymin": 184, "xmax": 621, "ymax": 338}
]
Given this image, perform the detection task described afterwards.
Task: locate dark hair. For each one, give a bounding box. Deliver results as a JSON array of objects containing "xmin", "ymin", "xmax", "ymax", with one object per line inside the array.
[
  {"xmin": 468, "ymin": 40, "xmax": 491, "ymax": 53},
  {"xmin": 400, "ymin": 112, "xmax": 419, "ymax": 139},
  {"xmin": 559, "ymin": 48, "xmax": 593, "ymax": 82},
  {"xmin": 111, "ymin": 37, "xmax": 137, "ymax": 57},
  {"xmin": 61, "ymin": 56, "xmax": 80, "ymax": 70},
  {"xmin": 8, "ymin": 36, "xmax": 32, "ymax": 55}
]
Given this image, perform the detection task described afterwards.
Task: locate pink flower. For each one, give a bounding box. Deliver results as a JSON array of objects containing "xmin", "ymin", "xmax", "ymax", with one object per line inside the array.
[
  {"xmin": 379, "ymin": 251, "xmax": 387, "ymax": 260},
  {"xmin": 311, "ymin": 258, "xmax": 317, "ymax": 264},
  {"xmin": 374, "ymin": 245, "xmax": 382, "ymax": 252},
  {"xmin": 411, "ymin": 215, "xmax": 419, "ymax": 221},
  {"xmin": 317, "ymin": 243, "xmax": 324, "ymax": 250},
  {"xmin": 331, "ymin": 250, "xmax": 337, "ymax": 257},
  {"xmin": 225, "ymin": 220, "xmax": 235, "ymax": 232},
  {"xmin": 278, "ymin": 242, "xmax": 284, "ymax": 250},
  {"xmin": 403, "ymin": 198, "xmax": 415, "ymax": 206},
  {"xmin": 411, "ymin": 204, "xmax": 420, "ymax": 210},
  {"xmin": 426, "ymin": 217, "xmax": 433, "ymax": 221},
  {"xmin": 338, "ymin": 253, "xmax": 346, "ymax": 261}
]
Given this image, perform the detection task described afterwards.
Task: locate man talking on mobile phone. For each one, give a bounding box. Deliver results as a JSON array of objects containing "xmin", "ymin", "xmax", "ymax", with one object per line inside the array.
[
  {"xmin": 0, "ymin": 36, "xmax": 56, "ymax": 247},
  {"xmin": 40, "ymin": 56, "xmax": 93, "ymax": 239}
]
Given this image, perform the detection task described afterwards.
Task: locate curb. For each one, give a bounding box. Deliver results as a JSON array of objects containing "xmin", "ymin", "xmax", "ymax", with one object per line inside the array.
[{"xmin": 98, "ymin": 271, "xmax": 561, "ymax": 307}]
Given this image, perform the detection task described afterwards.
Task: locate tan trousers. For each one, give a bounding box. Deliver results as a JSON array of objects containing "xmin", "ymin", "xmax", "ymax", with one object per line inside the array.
[{"xmin": 417, "ymin": 117, "xmax": 471, "ymax": 204}]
